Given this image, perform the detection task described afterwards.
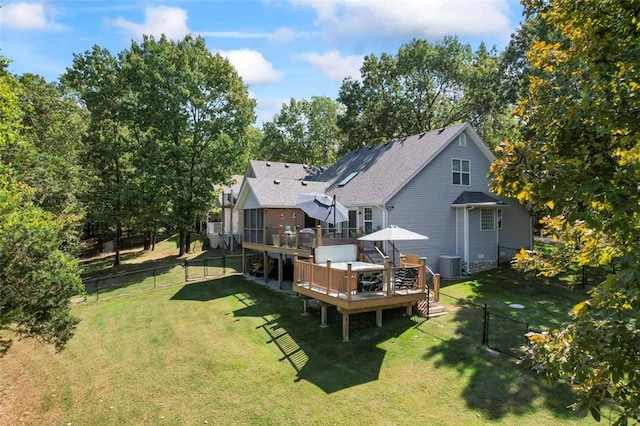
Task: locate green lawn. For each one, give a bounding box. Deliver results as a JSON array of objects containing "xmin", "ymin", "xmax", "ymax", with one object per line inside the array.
[{"xmin": 1, "ymin": 270, "xmax": 597, "ymax": 425}]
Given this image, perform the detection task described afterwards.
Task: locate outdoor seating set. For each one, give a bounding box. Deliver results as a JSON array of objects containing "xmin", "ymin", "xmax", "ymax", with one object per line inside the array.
[{"xmin": 356, "ymin": 267, "xmax": 419, "ymax": 293}]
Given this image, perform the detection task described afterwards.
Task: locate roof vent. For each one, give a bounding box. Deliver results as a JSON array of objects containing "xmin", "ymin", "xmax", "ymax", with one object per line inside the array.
[
  {"xmin": 273, "ymin": 179, "xmax": 280, "ymax": 184},
  {"xmin": 266, "ymin": 162, "xmax": 271, "ymax": 166},
  {"xmin": 284, "ymin": 163, "xmax": 289, "ymax": 168},
  {"xmin": 301, "ymin": 181, "xmax": 308, "ymax": 186}
]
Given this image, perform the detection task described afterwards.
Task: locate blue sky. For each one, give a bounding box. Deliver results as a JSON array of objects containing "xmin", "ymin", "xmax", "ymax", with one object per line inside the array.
[{"xmin": 0, "ymin": 0, "xmax": 524, "ymax": 125}]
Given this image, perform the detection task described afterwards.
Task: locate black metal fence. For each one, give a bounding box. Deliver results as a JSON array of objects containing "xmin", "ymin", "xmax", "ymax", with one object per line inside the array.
[
  {"xmin": 436, "ymin": 290, "xmax": 532, "ymax": 358},
  {"xmin": 82, "ymin": 254, "xmax": 245, "ymax": 301},
  {"xmin": 184, "ymin": 255, "xmax": 244, "ymax": 281},
  {"xmin": 83, "ymin": 263, "xmax": 185, "ymax": 301}
]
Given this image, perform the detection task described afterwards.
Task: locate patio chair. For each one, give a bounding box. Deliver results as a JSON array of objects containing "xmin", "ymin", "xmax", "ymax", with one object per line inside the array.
[
  {"xmin": 358, "ymin": 272, "xmax": 383, "ymax": 292},
  {"xmin": 394, "ymin": 268, "xmax": 417, "ymax": 289}
]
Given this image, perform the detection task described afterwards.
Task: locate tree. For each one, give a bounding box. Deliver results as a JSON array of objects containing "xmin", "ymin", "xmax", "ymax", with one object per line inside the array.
[
  {"xmin": 490, "ymin": 0, "xmax": 640, "ymax": 422},
  {"xmin": 121, "ymin": 35, "xmax": 255, "ymax": 255},
  {"xmin": 15, "ymin": 74, "xmax": 88, "ymax": 249},
  {"xmin": 0, "ymin": 62, "xmax": 82, "ymax": 352},
  {"xmin": 63, "ymin": 46, "xmax": 136, "ymax": 266},
  {"xmin": 259, "ymin": 96, "xmax": 343, "ymax": 165},
  {"xmin": 337, "ymin": 37, "xmax": 515, "ymax": 153}
]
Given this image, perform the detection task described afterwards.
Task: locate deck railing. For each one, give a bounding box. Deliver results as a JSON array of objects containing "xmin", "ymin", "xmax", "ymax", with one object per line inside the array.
[{"xmin": 294, "ymin": 255, "xmax": 428, "ymax": 301}]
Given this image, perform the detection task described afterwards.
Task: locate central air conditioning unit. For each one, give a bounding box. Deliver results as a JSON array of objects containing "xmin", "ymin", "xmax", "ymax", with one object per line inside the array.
[{"xmin": 439, "ymin": 255, "xmax": 461, "ymax": 279}]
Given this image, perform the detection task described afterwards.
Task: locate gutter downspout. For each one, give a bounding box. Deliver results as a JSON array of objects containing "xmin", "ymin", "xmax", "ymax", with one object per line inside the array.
[{"xmin": 464, "ymin": 206, "xmax": 475, "ymax": 273}]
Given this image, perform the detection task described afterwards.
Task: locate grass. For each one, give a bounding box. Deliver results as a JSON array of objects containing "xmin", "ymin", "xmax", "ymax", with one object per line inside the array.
[
  {"xmin": 77, "ymin": 235, "xmax": 247, "ymax": 301},
  {"xmin": 0, "ymin": 268, "xmax": 598, "ymax": 425}
]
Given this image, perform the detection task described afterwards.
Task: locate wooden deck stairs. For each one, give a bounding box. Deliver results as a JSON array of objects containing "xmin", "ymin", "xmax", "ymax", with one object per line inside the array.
[{"xmin": 415, "ymin": 295, "xmax": 446, "ymax": 318}]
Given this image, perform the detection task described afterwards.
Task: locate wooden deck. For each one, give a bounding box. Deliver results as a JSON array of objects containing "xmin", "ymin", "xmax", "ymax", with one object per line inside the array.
[{"xmin": 293, "ymin": 256, "xmax": 439, "ymax": 341}]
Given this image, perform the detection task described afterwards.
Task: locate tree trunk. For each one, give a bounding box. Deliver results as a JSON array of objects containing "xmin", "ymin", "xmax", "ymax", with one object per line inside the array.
[
  {"xmin": 151, "ymin": 231, "xmax": 156, "ymax": 251},
  {"xmin": 186, "ymin": 231, "xmax": 192, "ymax": 254},
  {"xmin": 143, "ymin": 231, "xmax": 151, "ymax": 251},
  {"xmin": 178, "ymin": 230, "xmax": 186, "ymax": 257},
  {"xmin": 114, "ymin": 223, "xmax": 122, "ymax": 267}
]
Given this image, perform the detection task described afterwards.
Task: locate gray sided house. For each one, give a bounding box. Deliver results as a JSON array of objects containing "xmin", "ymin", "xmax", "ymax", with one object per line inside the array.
[{"xmin": 235, "ymin": 123, "xmax": 532, "ymax": 275}]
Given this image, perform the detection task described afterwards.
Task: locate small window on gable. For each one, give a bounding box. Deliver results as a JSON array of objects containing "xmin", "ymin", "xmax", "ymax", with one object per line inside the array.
[
  {"xmin": 459, "ymin": 133, "xmax": 467, "ymax": 147},
  {"xmin": 481, "ymin": 209, "xmax": 495, "ymax": 231},
  {"xmin": 452, "ymin": 159, "xmax": 470, "ymax": 186}
]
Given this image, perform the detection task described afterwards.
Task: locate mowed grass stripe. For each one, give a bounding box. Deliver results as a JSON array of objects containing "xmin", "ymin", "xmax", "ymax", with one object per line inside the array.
[{"xmin": 1, "ymin": 274, "xmax": 596, "ymax": 425}]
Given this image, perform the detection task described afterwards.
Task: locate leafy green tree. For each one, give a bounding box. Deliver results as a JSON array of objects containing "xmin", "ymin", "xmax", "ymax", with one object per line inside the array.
[
  {"xmin": 337, "ymin": 37, "xmax": 514, "ymax": 153},
  {"xmin": 63, "ymin": 46, "xmax": 136, "ymax": 266},
  {"xmin": 490, "ymin": 0, "xmax": 640, "ymax": 422},
  {"xmin": 122, "ymin": 35, "xmax": 255, "ymax": 255},
  {"xmin": 0, "ymin": 62, "xmax": 82, "ymax": 352},
  {"xmin": 259, "ymin": 96, "xmax": 343, "ymax": 165},
  {"xmin": 15, "ymin": 74, "xmax": 88, "ymax": 249}
]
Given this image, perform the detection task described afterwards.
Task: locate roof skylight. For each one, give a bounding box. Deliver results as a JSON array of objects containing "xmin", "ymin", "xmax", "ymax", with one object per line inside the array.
[{"xmin": 338, "ymin": 172, "xmax": 358, "ymax": 187}]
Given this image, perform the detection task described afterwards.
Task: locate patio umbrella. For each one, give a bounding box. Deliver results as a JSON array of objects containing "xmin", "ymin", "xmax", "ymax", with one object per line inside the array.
[
  {"xmin": 295, "ymin": 193, "xmax": 349, "ymax": 225},
  {"xmin": 358, "ymin": 225, "xmax": 429, "ymax": 264}
]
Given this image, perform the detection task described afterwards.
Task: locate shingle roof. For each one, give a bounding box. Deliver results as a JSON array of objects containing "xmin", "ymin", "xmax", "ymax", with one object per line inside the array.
[
  {"xmin": 245, "ymin": 178, "xmax": 327, "ymax": 208},
  {"xmin": 451, "ymin": 191, "xmax": 504, "ymax": 206},
  {"xmin": 215, "ymin": 174, "xmax": 243, "ymax": 206},
  {"xmin": 310, "ymin": 123, "xmax": 468, "ymax": 205},
  {"xmin": 248, "ymin": 160, "xmax": 325, "ymax": 180}
]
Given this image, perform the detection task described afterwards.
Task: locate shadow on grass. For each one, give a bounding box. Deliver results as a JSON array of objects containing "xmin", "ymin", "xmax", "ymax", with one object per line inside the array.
[
  {"xmin": 421, "ymin": 267, "xmax": 590, "ymax": 421},
  {"xmin": 170, "ymin": 277, "xmax": 415, "ymax": 394}
]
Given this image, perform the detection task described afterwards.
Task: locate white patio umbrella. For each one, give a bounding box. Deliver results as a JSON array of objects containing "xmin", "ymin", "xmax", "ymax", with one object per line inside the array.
[
  {"xmin": 358, "ymin": 225, "xmax": 429, "ymax": 264},
  {"xmin": 295, "ymin": 193, "xmax": 349, "ymax": 225}
]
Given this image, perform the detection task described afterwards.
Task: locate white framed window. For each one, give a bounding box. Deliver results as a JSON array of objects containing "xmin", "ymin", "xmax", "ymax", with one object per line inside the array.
[
  {"xmin": 497, "ymin": 209, "xmax": 503, "ymax": 230},
  {"xmin": 459, "ymin": 133, "xmax": 467, "ymax": 147},
  {"xmin": 481, "ymin": 209, "xmax": 495, "ymax": 231},
  {"xmin": 452, "ymin": 159, "xmax": 470, "ymax": 185},
  {"xmin": 364, "ymin": 207, "xmax": 373, "ymax": 234}
]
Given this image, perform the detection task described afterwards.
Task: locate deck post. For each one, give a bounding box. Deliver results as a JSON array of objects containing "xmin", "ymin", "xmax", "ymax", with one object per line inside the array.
[
  {"xmin": 320, "ymin": 302, "xmax": 328, "ymax": 328},
  {"xmin": 295, "ymin": 226, "xmax": 299, "ymax": 248},
  {"xmin": 346, "ymin": 263, "xmax": 352, "ymax": 301},
  {"xmin": 406, "ymin": 304, "xmax": 412, "ymax": 316},
  {"xmin": 376, "ymin": 309, "xmax": 382, "ymax": 327},
  {"xmin": 342, "ymin": 313, "xmax": 350, "ymax": 342},
  {"xmin": 278, "ymin": 225, "xmax": 283, "ymax": 247},
  {"xmin": 309, "ymin": 255, "xmax": 314, "ymax": 287},
  {"xmin": 326, "ymin": 259, "xmax": 332, "ymax": 295},
  {"xmin": 293, "ymin": 255, "xmax": 298, "ymax": 283},
  {"xmin": 302, "ymin": 298, "xmax": 309, "ymax": 315},
  {"xmin": 263, "ymin": 251, "xmax": 268, "ymax": 283},
  {"xmin": 278, "ymin": 252, "xmax": 283, "ymax": 290},
  {"xmin": 385, "ymin": 257, "xmax": 392, "ymax": 296},
  {"xmin": 316, "ymin": 225, "xmax": 323, "ymax": 247},
  {"xmin": 419, "ymin": 257, "xmax": 427, "ymax": 291},
  {"xmin": 434, "ymin": 273, "xmax": 441, "ymax": 302}
]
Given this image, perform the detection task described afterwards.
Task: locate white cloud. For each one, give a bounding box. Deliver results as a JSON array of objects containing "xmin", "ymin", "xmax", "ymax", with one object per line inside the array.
[
  {"xmin": 290, "ymin": 0, "xmax": 512, "ymax": 41},
  {"xmin": 219, "ymin": 49, "xmax": 282, "ymax": 85},
  {"xmin": 296, "ymin": 50, "xmax": 363, "ymax": 82},
  {"xmin": 253, "ymin": 95, "xmax": 288, "ymax": 125},
  {"xmin": 0, "ymin": 2, "xmax": 54, "ymax": 30},
  {"xmin": 196, "ymin": 31, "xmax": 271, "ymax": 39},
  {"xmin": 267, "ymin": 27, "xmax": 318, "ymax": 43},
  {"xmin": 109, "ymin": 6, "xmax": 189, "ymax": 40}
]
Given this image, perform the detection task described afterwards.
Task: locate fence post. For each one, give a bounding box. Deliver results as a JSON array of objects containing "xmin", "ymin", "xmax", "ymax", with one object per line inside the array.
[
  {"xmin": 482, "ymin": 304, "xmax": 488, "ymax": 346},
  {"xmin": 222, "ymin": 254, "xmax": 226, "ymax": 275},
  {"xmin": 184, "ymin": 259, "xmax": 188, "ymax": 281},
  {"xmin": 204, "ymin": 258, "xmax": 208, "ymax": 277}
]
